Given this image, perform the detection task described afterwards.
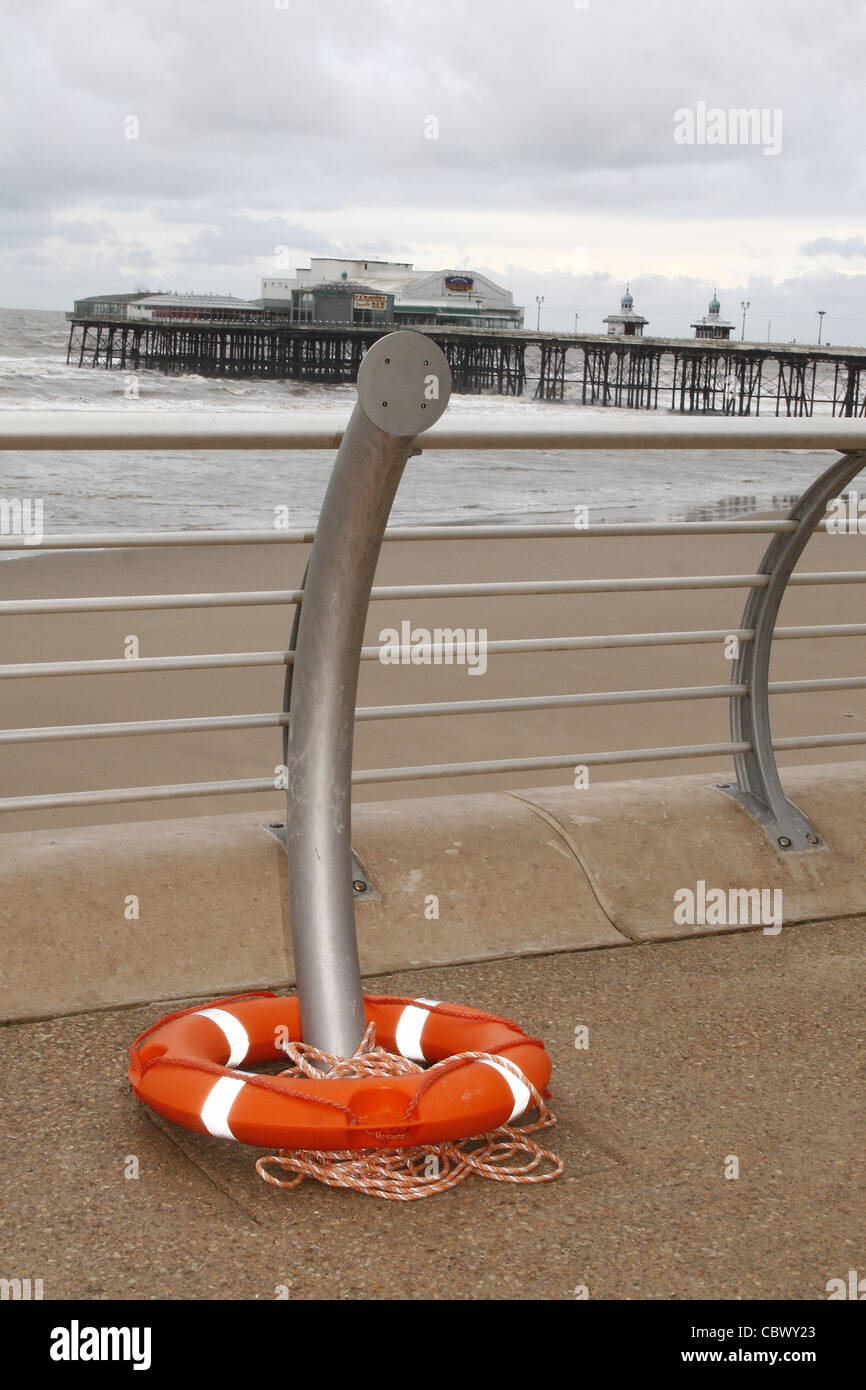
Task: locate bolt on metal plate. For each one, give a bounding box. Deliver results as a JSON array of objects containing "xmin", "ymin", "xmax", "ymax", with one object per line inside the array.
[
  {"xmin": 262, "ymin": 823, "xmax": 379, "ymax": 900},
  {"xmin": 357, "ymin": 331, "xmax": 451, "ymax": 437},
  {"xmin": 711, "ymin": 785, "xmax": 826, "ymax": 854}
]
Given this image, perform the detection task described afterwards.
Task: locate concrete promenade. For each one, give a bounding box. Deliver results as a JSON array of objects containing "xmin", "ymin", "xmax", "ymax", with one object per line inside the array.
[{"xmin": 2, "ymin": 916, "xmax": 863, "ymax": 1301}]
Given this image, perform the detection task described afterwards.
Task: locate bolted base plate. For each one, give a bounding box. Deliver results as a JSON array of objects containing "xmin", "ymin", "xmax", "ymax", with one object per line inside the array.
[
  {"xmin": 712, "ymin": 784, "xmax": 827, "ymax": 854},
  {"xmin": 262, "ymin": 822, "xmax": 380, "ymax": 900}
]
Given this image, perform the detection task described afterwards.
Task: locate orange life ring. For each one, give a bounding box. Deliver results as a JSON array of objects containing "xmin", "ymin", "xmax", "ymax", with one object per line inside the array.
[{"xmin": 129, "ymin": 992, "xmax": 552, "ymax": 1151}]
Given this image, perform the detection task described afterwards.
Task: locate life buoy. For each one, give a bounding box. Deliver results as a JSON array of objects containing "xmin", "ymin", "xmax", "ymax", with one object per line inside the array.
[{"xmin": 129, "ymin": 992, "xmax": 552, "ymax": 1151}]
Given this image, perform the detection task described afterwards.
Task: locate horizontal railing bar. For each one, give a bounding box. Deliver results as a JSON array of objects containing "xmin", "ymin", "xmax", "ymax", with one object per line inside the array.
[
  {"xmin": 6, "ymin": 622, "xmax": 866, "ymax": 681},
  {"xmin": 0, "ymin": 690, "xmax": 744, "ymax": 747},
  {"xmin": 0, "ymin": 519, "xmax": 839, "ymax": 551},
  {"xmin": 0, "ymin": 652, "xmax": 294, "ymax": 679},
  {"xmin": 366, "ymin": 623, "xmax": 866, "ymax": 658},
  {"xmin": 772, "ymin": 732, "xmax": 866, "ymax": 751},
  {"xmin": 358, "ymin": 674, "xmax": 866, "ymax": 720},
  {"xmin": 0, "ymin": 713, "xmax": 290, "ymax": 744},
  {"xmin": 351, "ymin": 743, "xmax": 751, "ymax": 783},
  {"xmin": 7, "ymin": 674, "xmax": 866, "ymax": 745},
  {"xmin": 366, "ymin": 686, "xmax": 743, "ymax": 718},
  {"xmin": 0, "ymin": 778, "xmax": 277, "ymax": 812},
  {"xmin": 768, "ymin": 674, "xmax": 866, "ymax": 694},
  {"xmin": 352, "ymin": 732, "xmax": 866, "ymax": 783},
  {"xmin": 6, "ymin": 569, "xmax": 866, "ymax": 616},
  {"xmin": 7, "ymin": 729, "xmax": 866, "ymax": 811},
  {"xmin": 787, "ymin": 571, "xmax": 866, "ymax": 585},
  {"xmin": 2, "ymin": 410, "xmax": 866, "ymax": 452},
  {"xmin": 0, "ymin": 529, "xmax": 316, "ymax": 551},
  {"xmin": 0, "ymin": 591, "xmax": 305, "ymax": 616},
  {"xmin": 383, "ymin": 571, "xmax": 866, "ymax": 596},
  {"xmin": 361, "ymin": 624, "xmax": 866, "ymax": 661}
]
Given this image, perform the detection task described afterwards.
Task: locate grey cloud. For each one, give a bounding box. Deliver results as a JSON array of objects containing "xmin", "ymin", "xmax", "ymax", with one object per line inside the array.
[
  {"xmin": 1, "ymin": 0, "xmax": 865, "ymax": 317},
  {"xmin": 2, "ymin": 0, "xmax": 858, "ymax": 209},
  {"xmin": 50, "ymin": 219, "xmax": 120, "ymax": 244},
  {"xmin": 802, "ymin": 236, "xmax": 866, "ymax": 259},
  {"xmin": 513, "ymin": 266, "xmax": 866, "ymax": 346},
  {"xmin": 175, "ymin": 218, "xmax": 343, "ymax": 267}
]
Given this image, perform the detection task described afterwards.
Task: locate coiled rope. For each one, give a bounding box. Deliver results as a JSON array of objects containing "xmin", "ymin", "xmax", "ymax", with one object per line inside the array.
[{"xmin": 255, "ymin": 1022, "xmax": 564, "ymax": 1201}]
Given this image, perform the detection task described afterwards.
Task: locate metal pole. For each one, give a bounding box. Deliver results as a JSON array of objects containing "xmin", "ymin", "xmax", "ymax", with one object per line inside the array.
[
  {"xmin": 725, "ymin": 449, "xmax": 866, "ymax": 851},
  {"xmin": 285, "ymin": 332, "xmax": 451, "ymax": 1057}
]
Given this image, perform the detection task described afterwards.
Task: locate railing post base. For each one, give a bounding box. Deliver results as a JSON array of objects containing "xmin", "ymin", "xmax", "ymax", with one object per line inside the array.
[{"xmin": 713, "ymin": 783, "xmax": 826, "ymax": 853}]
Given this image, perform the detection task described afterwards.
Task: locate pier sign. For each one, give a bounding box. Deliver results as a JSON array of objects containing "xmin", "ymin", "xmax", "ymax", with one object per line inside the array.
[
  {"xmin": 353, "ymin": 293, "xmax": 387, "ymax": 311},
  {"xmin": 444, "ymin": 274, "xmax": 474, "ymax": 293}
]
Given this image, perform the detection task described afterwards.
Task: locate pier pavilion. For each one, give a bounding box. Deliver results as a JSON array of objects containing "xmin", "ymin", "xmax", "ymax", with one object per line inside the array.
[
  {"xmin": 692, "ymin": 291, "xmax": 735, "ymax": 340},
  {"xmin": 603, "ymin": 285, "xmax": 649, "ymax": 337},
  {"xmin": 262, "ymin": 258, "xmax": 524, "ymax": 331}
]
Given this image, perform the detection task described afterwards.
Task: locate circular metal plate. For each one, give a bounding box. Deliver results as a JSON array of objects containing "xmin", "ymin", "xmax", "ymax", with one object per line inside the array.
[{"xmin": 357, "ymin": 331, "xmax": 452, "ymax": 436}]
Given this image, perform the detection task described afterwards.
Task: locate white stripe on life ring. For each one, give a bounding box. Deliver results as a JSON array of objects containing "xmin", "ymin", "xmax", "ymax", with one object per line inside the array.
[
  {"xmin": 195, "ymin": 1007, "xmax": 250, "ymax": 1068},
  {"xmin": 480, "ymin": 1058, "xmax": 531, "ymax": 1124},
  {"xmin": 394, "ymin": 998, "xmax": 440, "ymax": 1062},
  {"xmin": 201, "ymin": 1076, "xmax": 246, "ymax": 1140}
]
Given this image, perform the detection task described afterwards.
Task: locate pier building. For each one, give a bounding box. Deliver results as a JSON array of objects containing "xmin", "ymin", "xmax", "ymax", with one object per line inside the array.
[
  {"xmin": 692, "ymin": 291, "xmax": 735, "ymax": 340},
  {"xmin": 261, "ymin": 258, "xmax": 523, "ymax": 330},
  {"xmin": 287, "ymin": 278, "xmax": 395, "ymax": 327},
  {"xmin": 72, "ymin": 291, "xmax": 276, "ymax": 324},
  {"xmin": 603, "ymin": 285, "xmax": 649, "ymax": 337}
]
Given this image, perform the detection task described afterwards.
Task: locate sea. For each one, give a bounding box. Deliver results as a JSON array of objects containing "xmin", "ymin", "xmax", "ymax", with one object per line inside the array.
[{"xmin": 0, "ymin": 307, "xmax": 850, "ymax": 536}]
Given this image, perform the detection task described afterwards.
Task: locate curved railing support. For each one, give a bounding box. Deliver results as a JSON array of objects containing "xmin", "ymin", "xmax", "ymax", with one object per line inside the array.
[
  {"xmin": 722, "ymin": 449, "xmax": 866, "ymax": 852},
  {"xmin": 285, "ymin": 332, "xmax": 451, "ymax": 1057}
]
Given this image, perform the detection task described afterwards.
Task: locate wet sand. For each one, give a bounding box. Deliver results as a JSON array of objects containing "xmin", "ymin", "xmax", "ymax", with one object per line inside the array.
[{"xmin": 1, "ymin": 521, "xmax": 864, "ymax": 833}]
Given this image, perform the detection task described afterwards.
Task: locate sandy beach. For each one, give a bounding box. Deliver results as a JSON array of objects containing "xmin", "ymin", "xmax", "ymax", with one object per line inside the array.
[{"xmin": 1, "ymin": 519, "xmax": 864, "ymax": 835}]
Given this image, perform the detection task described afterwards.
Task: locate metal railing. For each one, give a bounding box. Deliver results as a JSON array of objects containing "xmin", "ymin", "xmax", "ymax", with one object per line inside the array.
[
  {"xmin": 4, "ymin": 411, "xmax": 866, "ymax": 452},
  {"xmin": 3, "ymin": 339, "xmax": 866, "ymax": 1046},
  {"xmin": 2, "ymin": 423, "xmax": 866, "ymax": 811}
]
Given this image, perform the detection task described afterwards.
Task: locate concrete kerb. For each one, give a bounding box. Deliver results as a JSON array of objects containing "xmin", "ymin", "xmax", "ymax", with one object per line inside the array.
[
  {"xmin": 1, "ymin": 760, "xmax": 864, "ymax": 1022},
  {"xmin": 512, "ymin": 760, "xmax": 866, "ymax": 941}
]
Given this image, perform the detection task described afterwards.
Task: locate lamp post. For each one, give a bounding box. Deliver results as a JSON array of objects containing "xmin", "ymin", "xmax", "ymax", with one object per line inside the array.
[
  {"xmin": 740, "ymin": 300, "xmax": 750, "ymax": 341},
  {"xmin": 574, "ymin": 312, "xmax": 579, "ymax": 334},
  {"xmin": 536, "ymin": 295, "xmax": 544, "ymax": 331},
  {"xmin": 817, "ymin": 310, "xmax": 826, "ymax": 345}
]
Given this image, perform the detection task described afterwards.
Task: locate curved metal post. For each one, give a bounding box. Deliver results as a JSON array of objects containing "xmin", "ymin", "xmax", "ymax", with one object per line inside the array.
[
  {"xmin": 724, "ymin": 449, "xmax": 866, "ymax": 851},
  {"xmin": 286, "ymin": 332, "xmax": 451, "ymax": 1057}
]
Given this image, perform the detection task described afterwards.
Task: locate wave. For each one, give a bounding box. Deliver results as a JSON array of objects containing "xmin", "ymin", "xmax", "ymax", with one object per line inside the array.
[{"xmin": 0, "ymin": 306, "xmax": 852, "ymax": 531}]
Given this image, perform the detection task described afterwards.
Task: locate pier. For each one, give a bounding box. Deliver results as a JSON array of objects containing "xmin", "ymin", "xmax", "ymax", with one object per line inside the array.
[{"xmin": 66, "ymin": 313, "xmax": 866, "ymax": 416}]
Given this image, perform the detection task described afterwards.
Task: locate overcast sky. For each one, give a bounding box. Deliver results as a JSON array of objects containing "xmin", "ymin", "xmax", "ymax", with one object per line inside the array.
[{"xmin": 3, "ymin": 0, "xmax": 865, "ymax": 343}]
